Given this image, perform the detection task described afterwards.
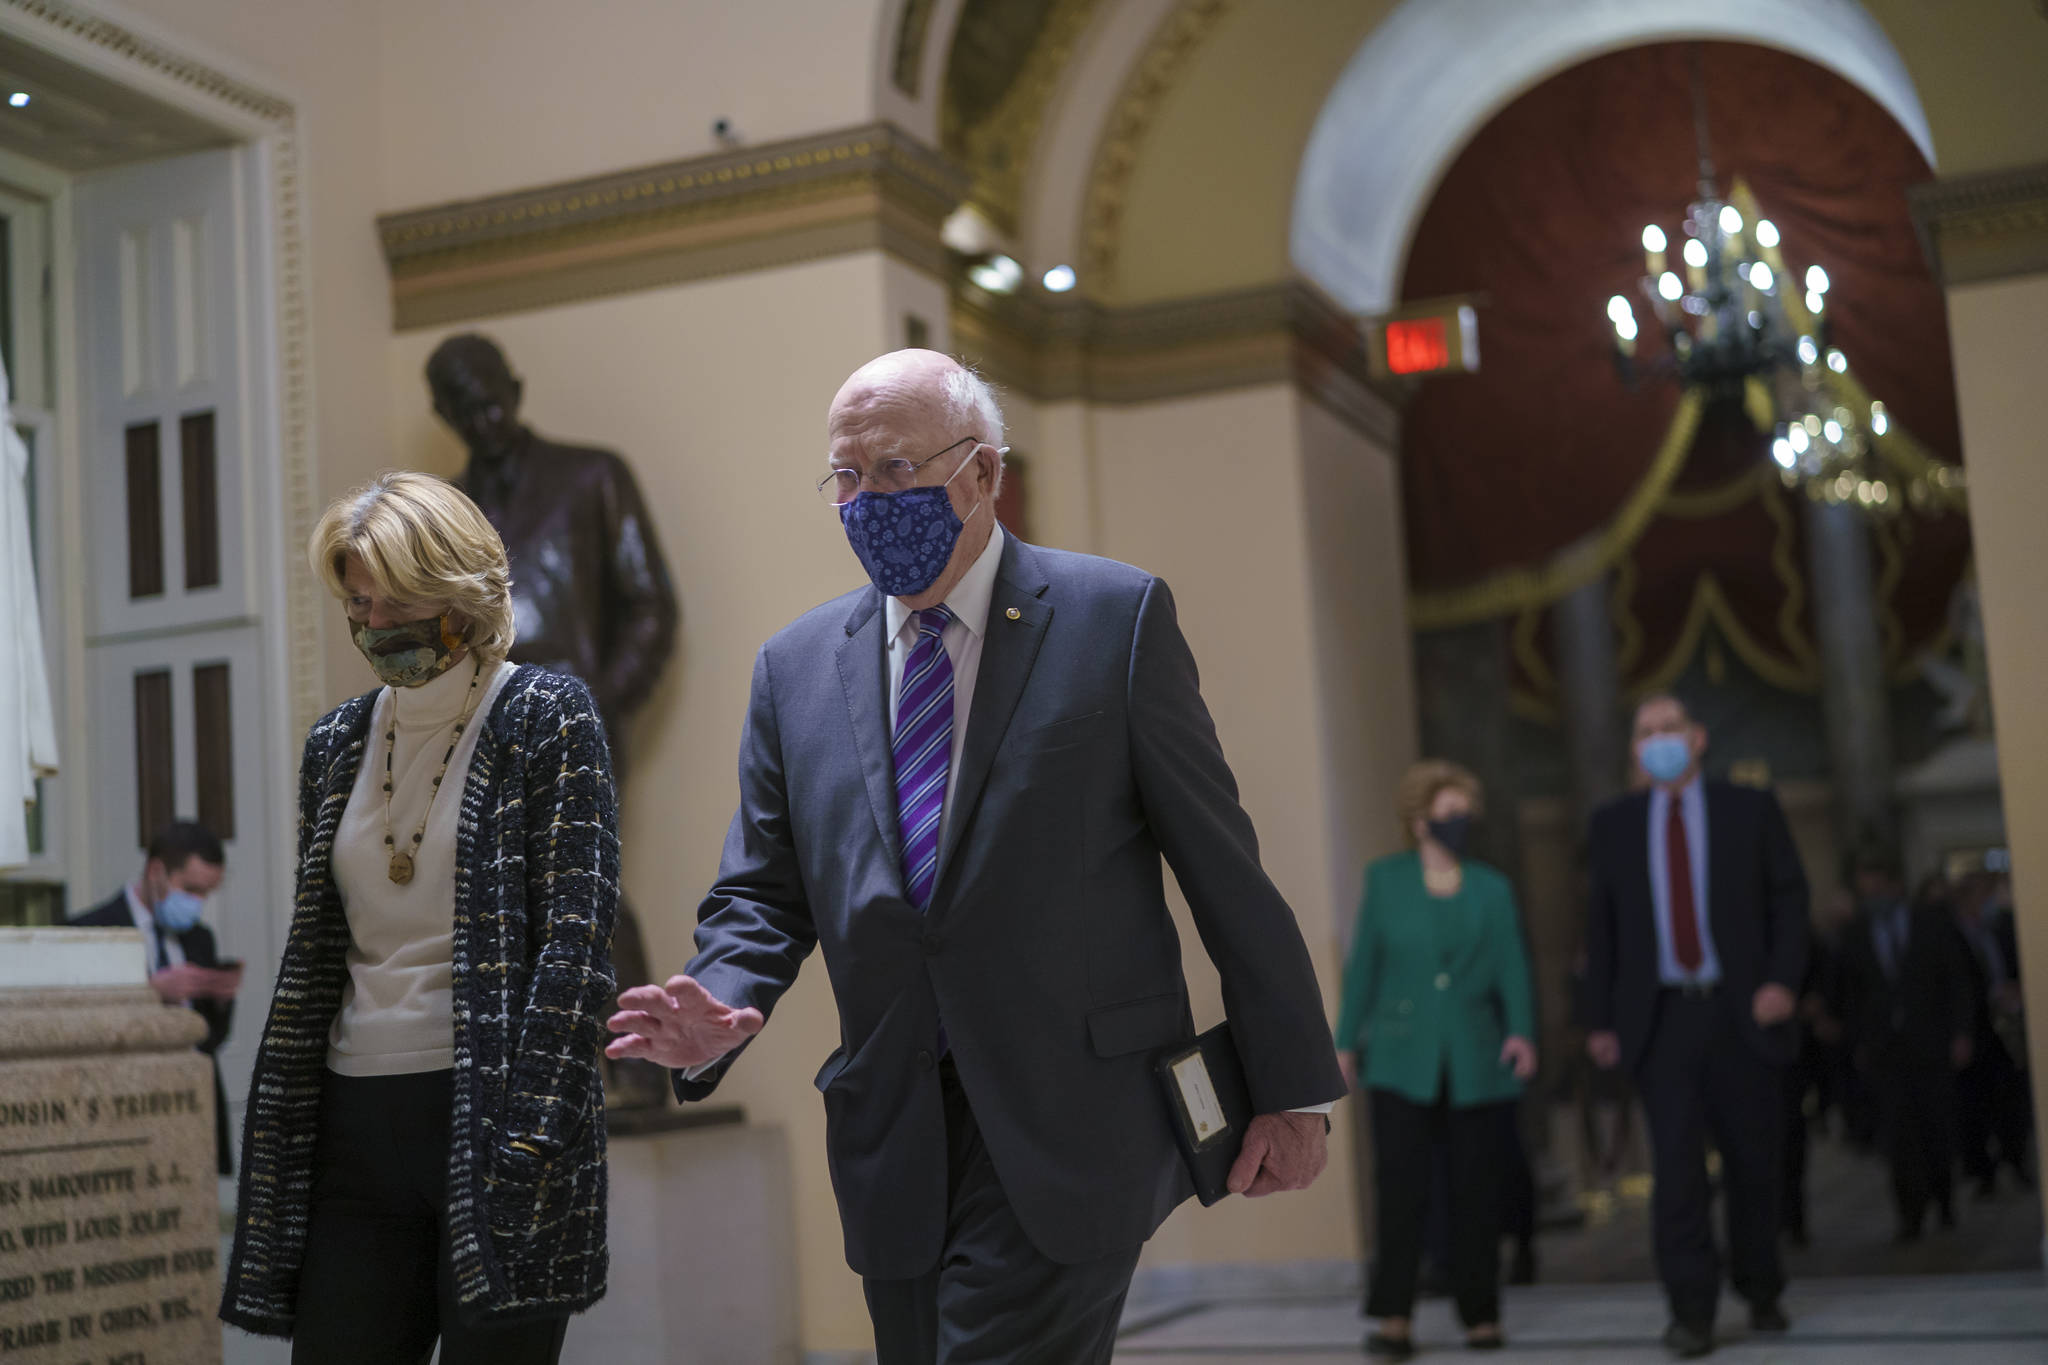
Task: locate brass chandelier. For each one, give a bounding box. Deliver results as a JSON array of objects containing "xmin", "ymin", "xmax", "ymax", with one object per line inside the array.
[{"xmin": 1603, "ymin": 49, "xmax": 1963, "ymax": 519}]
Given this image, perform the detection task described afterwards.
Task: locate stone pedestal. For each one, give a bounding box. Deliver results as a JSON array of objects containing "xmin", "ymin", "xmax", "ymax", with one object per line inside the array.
[
  {"xmin": 0, "ymin": 928, "xmax": 222, "ymax": 1364},
  {"xmin": 563, "ymin": 1114, "xmax": 799, "ymax": 1365}
]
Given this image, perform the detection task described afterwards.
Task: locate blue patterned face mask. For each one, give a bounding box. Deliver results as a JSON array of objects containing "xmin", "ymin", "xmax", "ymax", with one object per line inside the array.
[{"xmin": 840, "ymin": 455, "xmax": 983, "ymax": 598}]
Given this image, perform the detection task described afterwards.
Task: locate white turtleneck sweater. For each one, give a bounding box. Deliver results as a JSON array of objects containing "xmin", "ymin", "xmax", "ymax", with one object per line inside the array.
[{"xmin": 327, "ymin": 656, "xmax": 513, "ymax": 1076}]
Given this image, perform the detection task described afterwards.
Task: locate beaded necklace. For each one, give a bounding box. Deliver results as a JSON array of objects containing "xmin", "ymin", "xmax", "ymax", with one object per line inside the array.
[{"xmin": 383, "ymin": 657, "xmax": 484, "ymax": 885}]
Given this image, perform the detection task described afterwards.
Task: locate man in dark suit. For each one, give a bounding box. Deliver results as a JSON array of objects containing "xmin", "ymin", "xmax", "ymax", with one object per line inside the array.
[
  {"xmin": 607, "ymin": 350, "xmax": 1345, "ymax": 1363},
  {"xmin": 72, "ymin": 821, "xmax": 242, "ymax": 1174},
  {"xmin": 1840, "ymin": 857, "xmax": 1973, "ymax": 1240},
  {"xmin": 1955, "ymin": 871, "xmax": 2034, "ymax": 1195},
  {"xmin": 1583, "ymin": 696, "xmax": 1808, "ymax": 1359}
]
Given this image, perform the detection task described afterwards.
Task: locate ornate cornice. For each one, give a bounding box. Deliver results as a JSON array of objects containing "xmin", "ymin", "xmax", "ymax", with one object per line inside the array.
[
  {"xmin": 892, "ymin": 0, "xmax": 940, "ymax": 96},
  {"xmin": 1, "ymin": 0, "xmax": 292, "ymax": 121},
  {"xmin": 1079, "ymin": 0, "xmax": 1233, "ymax": 292},
  {"xmin": 376, "ymin": 122, "xmax": 971, "ymax": 330},
  {"xmin": 1908, "ymin": 162, "xmax": 2048, "ymax": 287},
  {"xmin": 952, "ymin": 275, "xmax": 1399, "ymax": 443}
]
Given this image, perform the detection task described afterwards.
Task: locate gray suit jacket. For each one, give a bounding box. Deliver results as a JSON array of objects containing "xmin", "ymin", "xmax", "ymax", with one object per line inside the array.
[{"xmin": 676, "ymin": 536, "xmax": 1344, "ymax": 1276}]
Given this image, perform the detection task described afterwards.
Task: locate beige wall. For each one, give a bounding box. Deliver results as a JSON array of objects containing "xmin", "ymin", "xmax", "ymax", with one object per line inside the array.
[
  {"xmin": 1945, "ymin": 270, "xmax": 2048, "ymax": 1218},
  {"xmin": 375, "ymin": 0, "xmax": 888, "ymax": 208}
]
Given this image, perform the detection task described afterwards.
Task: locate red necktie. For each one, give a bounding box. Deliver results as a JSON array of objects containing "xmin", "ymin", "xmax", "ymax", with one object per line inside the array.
[{"xmin": 1667, "ymin": 800, "xmax": 1703, "ymax": 971}]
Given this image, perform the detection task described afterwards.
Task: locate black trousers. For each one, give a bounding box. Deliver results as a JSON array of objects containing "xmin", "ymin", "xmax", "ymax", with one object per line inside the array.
[
  {"xmin": 863, "ymin": 1059, "xmax": 1142, "ymax": 1365},
  {"xmin": 1781, "ymin": 1060, "xmax": 1810, "ymax": 1237},
  {"xmin": 1367, "ymin": 1086, "xmax": 1509, "ymax": 1327},
  {"xmin": 292, "ymin": 1070, "xmax": 569, "ymax": 1365},
  {"xmin": 1959, "ymin": 1040, "xmax": 2032, "ymax": 1185},
  {"xmin": 1635, "ymin": 990, "xmax": 1786, "ymax": 1330},
  {"xmin": 1872, "ymin": 1054, "xmax": 1956, "ymax": 1231}
]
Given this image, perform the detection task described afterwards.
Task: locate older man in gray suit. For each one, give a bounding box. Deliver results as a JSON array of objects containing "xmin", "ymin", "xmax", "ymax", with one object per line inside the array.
[{"xmin": 607, "ymin": 350, "xmax": 1345, "ymax": 1364}]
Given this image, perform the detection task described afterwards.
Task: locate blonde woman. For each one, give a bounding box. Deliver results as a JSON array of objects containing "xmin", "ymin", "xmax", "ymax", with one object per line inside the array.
[
  {"xmin": 222, "ymin": 472, "xmax": 618, "ymax": 1364},
  {"xmin": 1335, "ymin": 760, "xmax": 1536, "ymax": 1358}
]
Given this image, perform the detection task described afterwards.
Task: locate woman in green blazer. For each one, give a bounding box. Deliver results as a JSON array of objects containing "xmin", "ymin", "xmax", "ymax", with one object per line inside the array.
[{"xmin": 1335, "ymin": 761, "xmax": 1536, "ymax": 1358}]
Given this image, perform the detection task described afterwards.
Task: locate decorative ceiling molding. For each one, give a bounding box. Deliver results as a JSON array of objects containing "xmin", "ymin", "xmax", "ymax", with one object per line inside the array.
[
  {"xmin": 943, "ymin": 0, "xmax": 1103, "ymax": 235},
  {"xmin": 1078, "ymin": 0, "xmax": 1233, "ymax": 293},
  {"xmin": 952, "ymin": 274, "xmax": 1398, "ymax": 442},
  {"xmin": 376, "ymin": 121, "xmax": 971, "ymax": 330},
  {"xmin": 1909, "ymin": 162, "xmax": 2048, "ymax": 288}
]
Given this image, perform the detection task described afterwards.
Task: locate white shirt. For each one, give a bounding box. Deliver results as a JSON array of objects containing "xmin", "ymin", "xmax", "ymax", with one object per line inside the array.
[
  {"xmin": 883, "ymin": 524, "xmax": 1005, "ymax": 844},
  {"xmin": 123, "ymin": 883, "xmax": 186, "ymax": 974},
  {"xmin": 1646, "ymin": 777, "xmax": 1721, "ymax": 986}
]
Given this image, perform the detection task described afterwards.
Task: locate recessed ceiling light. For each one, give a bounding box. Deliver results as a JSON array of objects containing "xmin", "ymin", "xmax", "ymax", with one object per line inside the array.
[{"xmin": 8, "ymin": 93, "xmax": 29, "ymax": 109}]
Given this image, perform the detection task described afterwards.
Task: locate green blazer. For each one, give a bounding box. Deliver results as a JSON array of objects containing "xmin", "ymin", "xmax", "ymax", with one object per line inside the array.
[{"xmin": 1334, "ymin": 851, "xmax": 1536, "ymax": 1108}]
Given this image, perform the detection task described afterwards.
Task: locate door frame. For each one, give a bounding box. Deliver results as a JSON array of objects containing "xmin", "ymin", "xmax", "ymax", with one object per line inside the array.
[{"xmin": 0, "ymin": 0, "xmax": 319, "ymax": 945}]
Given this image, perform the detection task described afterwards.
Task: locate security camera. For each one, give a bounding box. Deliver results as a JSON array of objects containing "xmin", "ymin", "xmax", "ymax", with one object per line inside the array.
[{"xmin": 713, "ymin": 117, "xmax": 742, "ymax": 147}]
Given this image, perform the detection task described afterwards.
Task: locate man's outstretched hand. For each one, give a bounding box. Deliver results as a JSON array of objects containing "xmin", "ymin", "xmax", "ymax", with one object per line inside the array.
[
  {"xmin": 1226, "ymin": 1111, "xmax": 1329, "ymax": 1198},
  {"xmin": 605, "ymin": 975, "xmax": 764, "ymax": 1070}
]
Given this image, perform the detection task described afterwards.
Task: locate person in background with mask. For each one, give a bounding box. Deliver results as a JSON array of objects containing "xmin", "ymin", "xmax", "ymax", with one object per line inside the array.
[
  {"xmin": 606, "ymin": 351, "xmax": 1343, "ymax": 1364},
  {"xmin": 1582, "ymin": 695, "xmax": 1809, "ymax": 1360},
  {"xmin": 222, "ymin": 472, "xmax": 618, "ymax": 1364},
  {"xmin": 1334, "ymin": 759, "xmax": 1536, "ymax": 1358},
  {"xmin": 73, "ymin": 820, "xmax": 242, "ymax": 1174}
]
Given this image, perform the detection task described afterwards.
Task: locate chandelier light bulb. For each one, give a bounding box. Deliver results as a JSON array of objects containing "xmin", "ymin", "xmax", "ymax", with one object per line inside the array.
[
  {"xmin": 1615, "ymin": 316, "xmax": 1639, "ymax": 342},
  {"xmin": 1748, "ymin": 262, "xmax": 1774, "ymax": 291},
  {"xmin": 1871, "ymin": 481, "xmax": 1890, "ymax": 505},
  {"xmin": 1042, "ymin": 263, "xmax": 1077, "ymax": 293},
  {"xmin": 1642, "ymin": 225, "xmax": 1667, "ymax": 252},
  {"xmin": 1773, "ymin": 438, "xmax": 1796, "ymax": 469},
  {"xmin": 1683, "ymin": 238, "xmax": 1708, "ymax": 269},
  {"xmin": 1806, "ymin": 265, "xmax": 1830, "ymax": 294},
  {"xmin": 1719, "ymin": 205, "xmax": 1743, "ymax": 234},
  {"xmin": 1824, "ymin": 419, "xmax": 1844, "ymax": 444},
  {"xmin": 1607, "ymin": 294, "xmax": 1633, "ymax": 323},
  {"xmin": 1804, "ymin": 413, "xmax": 1824, "ymax": 435},
  {"xmin": 1806, "ymin": 289, "xmax": 1826, "ymax": 316},
  {"xmin": 1659, "ymin": 271, "xmax": 1684, "ymax": 301},
  {"xmin": 1789, "ymin": 426, "xmax": 1811, "ymax": 454},
  {"xmin": 1826, "ymin": 348, "xmax": 1848, "ymax": 373},
  {"xmin": 1871, "ymin": 402, "xmax": 1890, "ymax": 436},
  {"xmin": 967, "ymin": 254, "xmax": 1025, "ymax": 294},
  {"xmin": 1755, "ymin": 219, "xmax": 1780, "ymax": 248},
  {"xmin": 1797, "ymin": 336, "xmax": 1819, "ymax": 366}
]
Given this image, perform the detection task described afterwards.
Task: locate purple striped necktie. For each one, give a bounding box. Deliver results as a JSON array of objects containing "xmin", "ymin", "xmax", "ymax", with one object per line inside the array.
[{"xmin": 894, "ymin": 606, "xmax": 955, "ymax": 911}]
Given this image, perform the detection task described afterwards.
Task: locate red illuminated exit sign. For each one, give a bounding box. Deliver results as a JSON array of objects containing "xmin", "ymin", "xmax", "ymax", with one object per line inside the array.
[{"xmin": 1369, "ymin": 302, "xmax": 1480, "ymax": 379}]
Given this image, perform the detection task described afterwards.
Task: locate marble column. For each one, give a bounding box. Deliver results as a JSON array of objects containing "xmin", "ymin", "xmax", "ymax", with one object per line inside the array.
[
  {"xmin": 1552, "ymin": 571, "xmax": 1629, "ymax": 831},
  {"xmin": 1413, "ymin": 620, "xmax": 1522, "ymax": 882},
  {"xmin": 1804, "ymin": 498, "xmax": 1895, "ymax": 846}
]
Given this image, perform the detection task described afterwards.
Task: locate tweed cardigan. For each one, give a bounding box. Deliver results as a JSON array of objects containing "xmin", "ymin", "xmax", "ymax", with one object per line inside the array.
[{"xmin": 221, "ymin": 665, "xmax": 619, "ymax": 1335}]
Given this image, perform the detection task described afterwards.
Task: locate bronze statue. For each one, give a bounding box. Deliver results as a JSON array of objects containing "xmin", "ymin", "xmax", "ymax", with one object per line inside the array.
[{"xmin": 428, "ymin": 334, "xmax": 679, "ymax": 1109}]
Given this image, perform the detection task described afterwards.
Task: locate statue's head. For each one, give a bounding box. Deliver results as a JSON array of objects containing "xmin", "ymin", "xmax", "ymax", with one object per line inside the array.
[{"xmin": 427, "ymin": 333, "xmax": 524, "ymax": 461}]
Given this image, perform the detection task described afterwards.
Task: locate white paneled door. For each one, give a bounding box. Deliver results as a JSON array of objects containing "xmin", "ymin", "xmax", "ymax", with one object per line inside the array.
[{"xmin": 76, "ymin": 146, "xmax": 283, "ymax": 1162}]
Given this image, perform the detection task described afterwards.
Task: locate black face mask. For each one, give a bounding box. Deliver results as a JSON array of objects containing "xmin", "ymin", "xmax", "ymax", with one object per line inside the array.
[{"xmin": 1426, "ymin": 815, "xmax": 1473, "ymax": 858}]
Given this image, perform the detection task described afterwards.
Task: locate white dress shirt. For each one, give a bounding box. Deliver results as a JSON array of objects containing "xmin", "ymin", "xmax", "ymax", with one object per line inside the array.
[
  {"xmin": 1647, "ymin": 777, "xmax": 1721, "ymax": 986},
  {"xmin": 124, "ymin": 882, "xmax": 186, "ymax": 973}
]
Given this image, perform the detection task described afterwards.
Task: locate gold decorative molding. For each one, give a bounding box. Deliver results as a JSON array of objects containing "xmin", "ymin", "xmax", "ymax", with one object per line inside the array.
[
  {"xmin": 1, "ymin": 0, "xmax": 324, "ymax": 743},
  {"xmin": 376, "ymin": 122, "xmax": 971, "ymax": 330},
  {"xmin": 1909, "ymin": 162, "xmax": 2048, "ymax": 287},
  {"xmin": 952, "ymin": 275, "xmax": 1399, "ymax": 442},
  {"xmin": 1079, "ymin": 0, "xmax": 1234, "ymax": 292},
  {"xmin": 892, "ymin": 0, "xmax": 940, "ymax": 96},
  {"xmin": 944, "ymin": 0, "xmax": 1104, "ymax": 235}
]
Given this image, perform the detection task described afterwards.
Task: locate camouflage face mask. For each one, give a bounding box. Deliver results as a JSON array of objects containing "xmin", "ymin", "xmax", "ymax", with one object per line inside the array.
[{"xmin": 349, "ymin": 614, "xmax": 463, "ymax": 688}]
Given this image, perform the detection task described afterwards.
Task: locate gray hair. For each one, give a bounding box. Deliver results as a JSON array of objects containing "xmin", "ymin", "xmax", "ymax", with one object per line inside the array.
[{"xmin": 943, "ymin": 365, "xmax": 1005, "ymax": 450}]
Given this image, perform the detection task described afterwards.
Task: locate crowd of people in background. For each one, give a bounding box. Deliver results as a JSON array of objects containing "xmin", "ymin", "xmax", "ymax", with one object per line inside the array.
[{"xmin": 1786, "ymin": 854, "xmax": 2031, "ymax": 1245}]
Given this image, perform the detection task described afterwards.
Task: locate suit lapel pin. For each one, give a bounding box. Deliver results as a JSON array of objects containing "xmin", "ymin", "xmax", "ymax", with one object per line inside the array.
[{"xmin": 1005, "ymin": 607, "xmax": 1021, "ymax": 621}]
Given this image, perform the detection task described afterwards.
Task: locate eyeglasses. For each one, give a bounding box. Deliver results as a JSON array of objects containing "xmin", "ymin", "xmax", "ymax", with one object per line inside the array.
[{"xmin": 817, "ymin": 435, "xmax": 985, "ymax": 506}]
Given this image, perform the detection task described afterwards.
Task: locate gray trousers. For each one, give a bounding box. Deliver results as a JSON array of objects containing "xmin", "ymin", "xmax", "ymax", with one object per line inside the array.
[{"xmin": 863, "ymin": 1060, "xmax": 1143, "ymax": 1365}]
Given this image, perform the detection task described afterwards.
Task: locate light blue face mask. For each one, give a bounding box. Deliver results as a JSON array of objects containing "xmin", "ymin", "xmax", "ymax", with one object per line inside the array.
[
  {"xmin": 154, "ymin": 889, "xmax": 205, "ymax": 934},
  {"xmin": 1638, "ymin": 733, "xmax": 1693, "ymax": 784}
]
